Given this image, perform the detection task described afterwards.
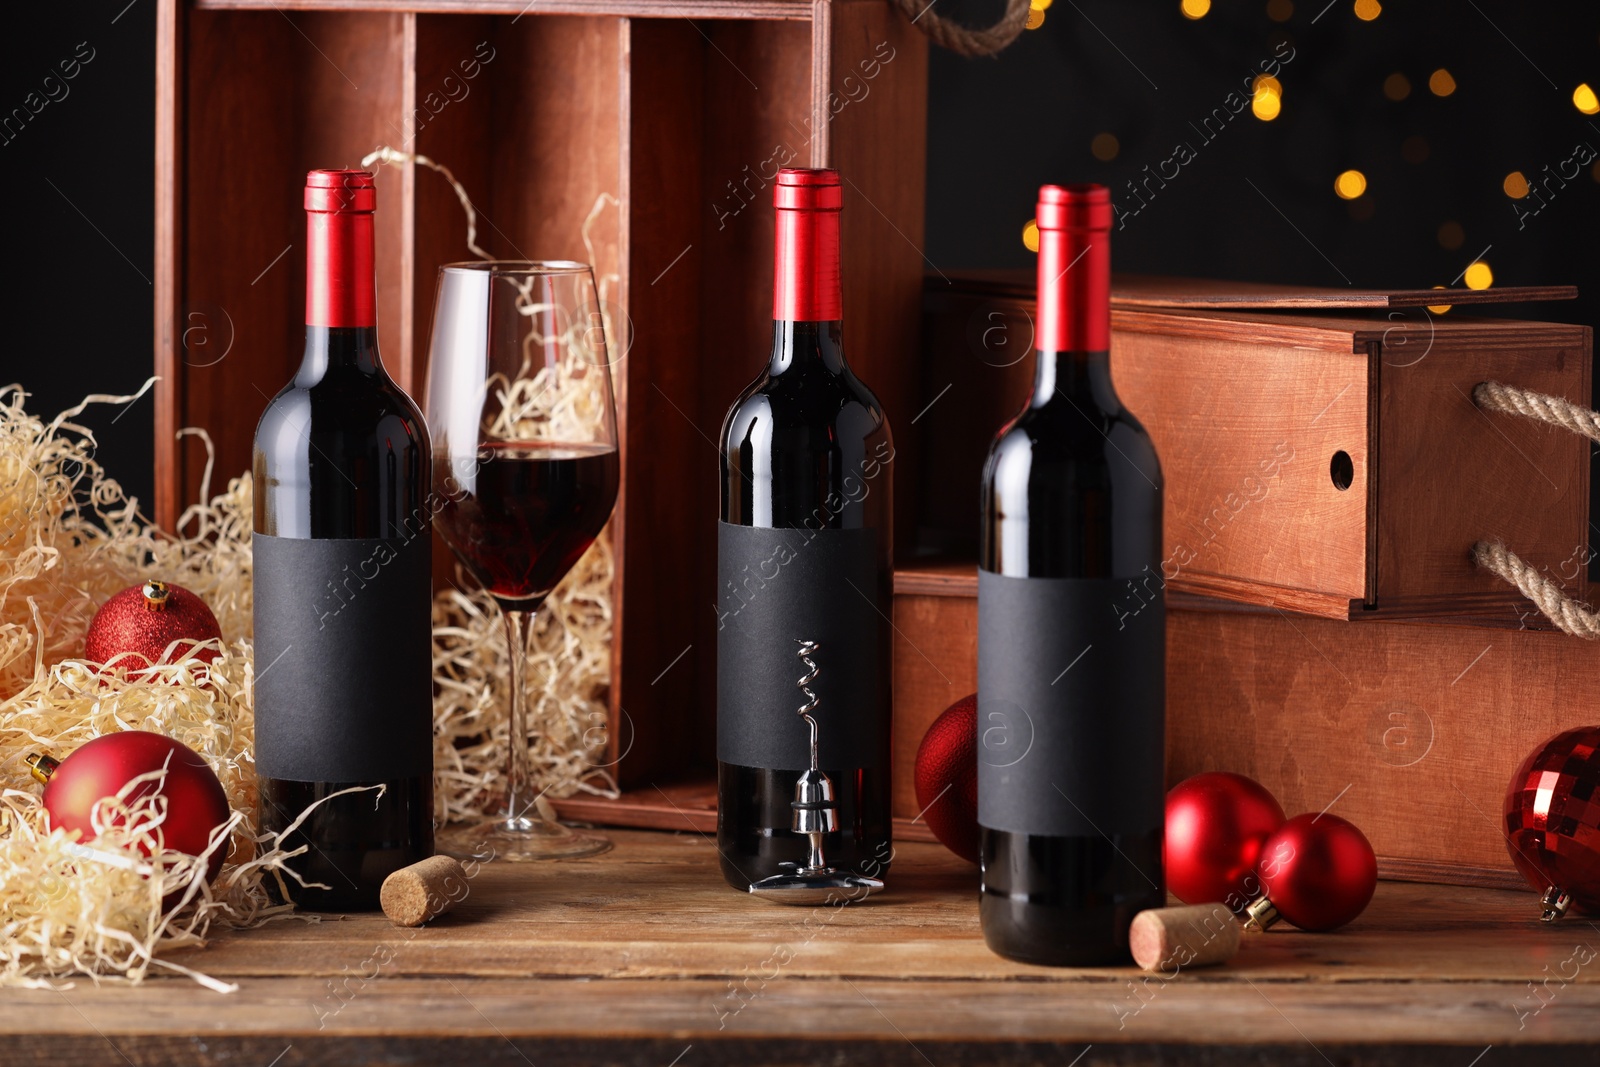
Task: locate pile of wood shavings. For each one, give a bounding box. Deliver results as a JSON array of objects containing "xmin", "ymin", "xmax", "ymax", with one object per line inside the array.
[{"xmin": 0, "ymin": 383, "xmax": 617, "ymax": 989}]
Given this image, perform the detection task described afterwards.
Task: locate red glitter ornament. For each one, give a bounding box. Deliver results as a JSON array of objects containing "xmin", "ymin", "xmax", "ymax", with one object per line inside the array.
[
  {"xmin": 28, "ymin": 731, "xmax": 233, "ymax": 881},
  {"xmin": 914, "ymin": 693, "xmax": 979, "ymax": 865},
  {"xmin": 1504, "ymin": 725, "xmax": 1600, "ymax": 921},
  {"xmin": 84, "ymin": 580, "xmax": 222, "ymax": 670},
  {"xmin": 1245, "ymin": 813, "xmax": 1377, "ymax": 932},
  {"xmin": 1164, "ymin": 771, "xmax": 1286, "ymax": 910}
]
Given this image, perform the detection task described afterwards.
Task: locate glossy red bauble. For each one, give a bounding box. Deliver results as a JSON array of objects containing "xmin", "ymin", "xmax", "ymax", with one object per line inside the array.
[
  {"xmin": 1504, "ymin": 725, "xmax": 1600, "ymax": 920},
  {"xmin": 1254, "ymin": 813, "xmax": 1377, "ymax": 932},
  {"xmin": 37, "ymin": 731, "xmax": 232, "ymax": 881},
  {"xmin": 914, "ymin": 693, "xmax": 979, "ymax": 865},
  {"xmin": 84, "ymin": 581, "xmax": 222, "ymax": 670},
  {"xmin": 1164, "ymin": 771, "xmax": 1285, "ymax": 909}
]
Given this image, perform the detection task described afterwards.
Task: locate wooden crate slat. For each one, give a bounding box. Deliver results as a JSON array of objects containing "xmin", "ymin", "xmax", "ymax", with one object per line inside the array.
[{"xmin": 195, "ymin": 0, "xmax": 817, "ymax": 19}]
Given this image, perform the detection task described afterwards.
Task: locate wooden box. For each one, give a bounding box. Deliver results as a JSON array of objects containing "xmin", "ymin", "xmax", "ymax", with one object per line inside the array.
[
  {"xmin": 153, "ymin": 0, "xmax": 928, "ymax": 813},
  {"xmin": 890, "ymin": 271, "xmax": 1600, "ymax": 883},
  {"xmin": 918, "ymin": 272, "xmax": 1591, "ymax": 620}
]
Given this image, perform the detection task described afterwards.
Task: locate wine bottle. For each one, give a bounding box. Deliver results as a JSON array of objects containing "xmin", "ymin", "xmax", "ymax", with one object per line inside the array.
[
  {"xmin": 977, "ymin": 183, "xmax": 1165, "ymax": 964},
  {"xmin": 252, "ymin": 170, "xmax": 434, "ymax": 911},
  {"xmin": 717, "ymin": 167, "xmax": 894, "ymax": 891}
]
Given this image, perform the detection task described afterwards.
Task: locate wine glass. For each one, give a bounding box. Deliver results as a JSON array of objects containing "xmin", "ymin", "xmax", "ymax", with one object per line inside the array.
[{"xmin": 424, "ymin": 261, "xmax": 620, "ymax": 861}]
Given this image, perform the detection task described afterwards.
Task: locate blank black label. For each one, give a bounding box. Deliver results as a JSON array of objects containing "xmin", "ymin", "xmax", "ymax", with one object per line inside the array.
[
  {"xmin": 717, "ymin": 522, "xmax": 883, "ymax": 771},
  {"xmin": 977, "ymin": 571, "xmax": 1164, "ymax": 837},
  {"xmin": 254, "ymin": 532, "xmax": 434, "ymax": 782}
]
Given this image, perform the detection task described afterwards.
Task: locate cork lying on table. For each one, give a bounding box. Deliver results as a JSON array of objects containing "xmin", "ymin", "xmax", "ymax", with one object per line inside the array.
[
  {"xmin": 380, "ymin": 855, "xmax": 468, "ymax": 927},
  {"xmin": 1129, "ymin": 903, "xmax": 1242, "ymax": 972}
]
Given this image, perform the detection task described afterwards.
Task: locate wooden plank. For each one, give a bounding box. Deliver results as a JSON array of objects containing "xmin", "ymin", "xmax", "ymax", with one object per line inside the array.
[
  {"xmin": 1117, "ymin": 273, "xmax": 1581, "ymax": 310},
  {"xmin": 178, "ymin": 9, "xmax": 409, "ymax": 516},
  {"xmin": 892, "ymin": 557, "xmax": 977, "ymax": 597},
  {"xmin": 5, "ymin": 832, "xmax": 1600, "ymax": 1064},
  {"xmin": 948, "ymin": 268, "xmax": 1581, "ymax": 310},
  {"xmin": 1166, "ymin": 605, "xmax": 1600, "ymax": 879},
  {"xmin": 617, "ymin": 16, "xmax": 714, "ymax": 788},
  {"xmin": 195, "ymin": 0, "xmax": 817, "ymax": 19},
  {"xmin": 552, "ymin": 781, "xmax": 943, "ymax": 840},
  {"xmin": 1114, "ymin": 310, "xmax": 1373, "ymax": 618},
  {"xmin": 153, "ymin": 0, "xmax": 182, "ymax": 531},
  {"xmin": 1375, "ymin": 324, "xmax": 1591, "ymax": 613},
  {"xmin": 824, "ymin": 0, "xmax": 928, "ymax": 560},
  {"xmin": 890, "ymin": 591, "xmax": 973, "ymax": 820}
]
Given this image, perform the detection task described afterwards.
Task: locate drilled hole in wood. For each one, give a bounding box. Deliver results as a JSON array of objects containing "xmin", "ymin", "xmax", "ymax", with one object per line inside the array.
[{"xmin": 1330, "ymin": 451, "xmax": 1354, "ymax": 491}]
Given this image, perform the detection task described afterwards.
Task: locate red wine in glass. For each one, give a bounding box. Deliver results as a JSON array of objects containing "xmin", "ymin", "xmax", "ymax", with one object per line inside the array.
[
  {"xmin": 424, "ymin": 258, "xmax": 622, "ymax": 863},
  {"xmin": 435, "ymin": 442, "xmax": 619, "ymax": 608}
]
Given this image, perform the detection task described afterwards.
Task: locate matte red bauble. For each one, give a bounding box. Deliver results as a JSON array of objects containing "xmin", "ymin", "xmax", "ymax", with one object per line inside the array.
[
  {"xmin": 914, "ymin": 693, "xmax": 979, "ymax": 864},
  {"xmin": 84, "ymin": 580, "xmax": 222, "ymax": 669},
  {"xmin": 1164, "ymin": 771, "xmax": 1285, "ymax": 910},
  {"xmin": 1248, "ymin": 813, "xmax": 1377, "ymax": 932},
  {"xmin": 1504, "ymin": 725, "xmax": 1600, "ymax": 921},
  {"xmin": 29, "ymin": 731, "xmax": 232, "ymax": 881}
]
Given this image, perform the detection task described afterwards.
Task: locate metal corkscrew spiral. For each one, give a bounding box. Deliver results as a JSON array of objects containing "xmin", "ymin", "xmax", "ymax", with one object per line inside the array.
[
  {"xmin": 796, "ymin": 639, "xmax": 822, "ymax": 773},
  {"xmin": 746, "ymin": 638, "xmax": 883, "ymax": 904}
]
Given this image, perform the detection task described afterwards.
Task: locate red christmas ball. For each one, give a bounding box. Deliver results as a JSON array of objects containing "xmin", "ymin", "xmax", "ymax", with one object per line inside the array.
[
  {"xmin": 914, "ymin": 693, "xmax": 979, "ymax": 865},
  {"xmin": 33, "ymin": 731, "xmax": 232, "ymax": 881},
  {"xmin": 85, "ymin": 580, "xmax": 222, "ymax": 670},
  {"xmin": 1165, "ymin": 771, "xmax": 1285, "ymax": 909},
  {"xmin": 1504, "ymin": 725, "xmax": 1600, "ymax": 920},
  {"xmin": 1253, "ymin": 813, "xmax": 1377, "ymax": 931}
]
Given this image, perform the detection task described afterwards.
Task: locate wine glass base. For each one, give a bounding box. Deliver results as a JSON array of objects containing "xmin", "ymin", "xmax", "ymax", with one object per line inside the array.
[{"xmin": 438, "ymin": 815, "xmax": 612, "ymax": 862}]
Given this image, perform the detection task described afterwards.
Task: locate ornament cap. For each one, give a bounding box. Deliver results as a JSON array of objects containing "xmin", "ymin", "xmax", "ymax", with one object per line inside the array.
[
  {"xmin": 1241, "ymin": 894, "xmax": 1280, "ymax": 932},
  {"xmin": 1541, "ymin": 885, "xmax": 1573, "ymax": 922},
  {"xmin": 24, "ymin": 752, "xmax": 59, "ymax": 784},
  {"xmin": 142, "ymin": 580, "xmax": 171, "ymax": 612}
]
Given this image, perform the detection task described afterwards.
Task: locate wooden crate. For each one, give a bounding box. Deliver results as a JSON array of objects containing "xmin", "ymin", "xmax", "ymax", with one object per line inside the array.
[
  {"xmin": 918, "ymin": 272, "xmax": 1591, "ymax": 620},
  {"xmin": 153, "ymin": 0, "xmax": 928, "ymax": 805},
  {"xmin": 890, "ymin": 271, "xmax": 1600, "ymax": 883}
]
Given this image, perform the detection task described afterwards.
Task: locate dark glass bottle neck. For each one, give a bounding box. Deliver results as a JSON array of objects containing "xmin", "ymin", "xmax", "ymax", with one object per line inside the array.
[
  {"xmin": 298, "ymin": 324, "xmax": 383, "ymax": 382},
  {"xmin": 1031, "ymin": 348, "xmax": 1109, "ymax": 407},
  {"xmin": 769, "ymin": 319, "xmax": 847, "ymax": 374}
]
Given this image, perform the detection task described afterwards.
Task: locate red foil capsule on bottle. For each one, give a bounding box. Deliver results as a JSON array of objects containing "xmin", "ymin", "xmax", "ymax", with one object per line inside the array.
[
  {"xmin": 1035, "ymin": 183, "xmax": 1111, "ymax": 353},
  {"xmin": 304, "ymin": 169, "xmax": 377, "ymax": 328},
  {"xmin": 773, "ymin": 168, "xmax": 843, "ymax": 323}
]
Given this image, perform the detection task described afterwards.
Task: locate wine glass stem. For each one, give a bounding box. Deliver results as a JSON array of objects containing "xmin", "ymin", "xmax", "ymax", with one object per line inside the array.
[{"xmin": 502, "ymin": 606, "xmax": 537, "ymax": 823}]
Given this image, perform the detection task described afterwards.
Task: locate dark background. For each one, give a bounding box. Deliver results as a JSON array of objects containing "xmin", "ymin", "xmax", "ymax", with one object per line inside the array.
[{"xmin": 4, "ymin": 1, "xmax": 1598, "ymax": 510}]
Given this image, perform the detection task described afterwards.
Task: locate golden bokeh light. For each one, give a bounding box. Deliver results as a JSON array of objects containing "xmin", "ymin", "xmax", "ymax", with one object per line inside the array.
[
  {"xmin": 1437, "ymin": 221, "xmax": 1464, "ymax": 250},
  {"xmin": 1252, "ymin": 75, "xmax": 1283, "ymax": 121},
  {"xmin": 1091, "ymin": 132, "xmax": 1120, "ymax": 161},
  {"xmin": 1025, "ymin": 6, "xmax": 1046, "ymax": 28},
  {"xmin": 1334, "ymin": 169, "xmax": 1367, "ymax": 199},
  {"xmin": 1181, "ymin": 0, "xmax": 1211, "ymax": 19},
  {"xmin": 1428, "ymin": 286, "xmax": 1452, "ymax": 316},
  {"xmin": 1383, "ymin": 73, "xmax": 1411, "ymax": 101},
  {"xmin": 1574, "ymin": 83, "xmax": 1600, "ymax": 115},
  {"xmin": 1030, "ymin": 0, "xmax": 1053, "ymax": 9},
  {"xmin": 1503, "ymin": 171, "xmax": 1529, "ymax": 199},
  {"xmin": 1464, "ymin": 261, "xmax": 1493, "ymax": 290},
  {"xmin": 1429, "ymin": 69, "xmax": 1456, "ymax": 97},
  {"xmin": 1267, "ymin": 0, "xmax": 1294, "ymax": 20},
  {"xmin": 1353, "ymin": 0, "xmax": 1381, "ymax": 20},
  {"xmin": 1022, "ymin": 219, "xmax": 1040, "ymax": 253}
]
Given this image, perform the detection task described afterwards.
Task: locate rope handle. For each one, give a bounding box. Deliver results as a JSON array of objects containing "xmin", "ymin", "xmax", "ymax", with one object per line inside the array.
[
  {"xmin": 891, "ymin": 0, "xmax": 1032, "ymax": 57},
  {"xmin": 1470, "ymin": 381, "xmax": 1600, "ymax": 637}
]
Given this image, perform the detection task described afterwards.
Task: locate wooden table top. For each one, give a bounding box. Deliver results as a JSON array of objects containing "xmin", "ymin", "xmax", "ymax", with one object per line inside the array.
[{"xmin": 6, "ymin": 829, "xmax": 1600, "ymax": 1066}]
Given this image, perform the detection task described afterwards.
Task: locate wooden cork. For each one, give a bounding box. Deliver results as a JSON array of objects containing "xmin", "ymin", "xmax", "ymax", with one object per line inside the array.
[
  {"xmin": 380, "ymin": 855, "xmax": 468, "ymax": 927},
  {"xmin": 1129, "ymin": 904, "xmax": 1242, "ymax": 972}
]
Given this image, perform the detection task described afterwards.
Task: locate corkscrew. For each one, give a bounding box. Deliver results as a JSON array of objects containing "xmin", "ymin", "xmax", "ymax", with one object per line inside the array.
[{"xmin": 747, "ymin": 640, "xmax": 885, "ymax": 905}]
